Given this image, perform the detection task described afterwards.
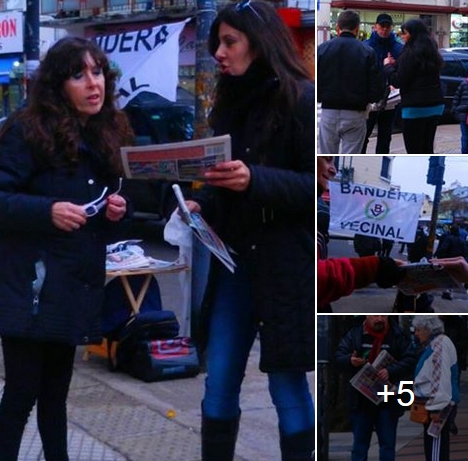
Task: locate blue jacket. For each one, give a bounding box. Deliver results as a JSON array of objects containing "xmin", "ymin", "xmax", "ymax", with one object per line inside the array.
[
  {"xmin": 335, "ymin": 320, "xmax": 417, "ymax": 413},
  {"xmin": 0, "ymin": 122, "xmax": 125, "ymax": 345},
  {"xmin": 365, "ymin": 31, "xmax": 404, "ymax": 73}
]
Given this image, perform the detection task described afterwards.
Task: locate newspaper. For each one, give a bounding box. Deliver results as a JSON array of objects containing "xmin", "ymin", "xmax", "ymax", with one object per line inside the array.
[
  {"xmin": 105, "ymin": 240, "xmax": 176, "ymax": 271},
  {"xmin": 172, "ymin": 184, "xmax": 236, "ymax": 273},
  {"xmin": 120, "ymin": 135, "xmax": 231, "ymax": 181},
  {"xmin": 350, "ymin": 350, "xmax": 397, "ymax": 405},
  {"xmin": 397, "ymin": 259, "xmax": 462, "ymax": 295},
  {"xmin": 427, "ymin": 401, "xmax": 455, "ymax": 438}
]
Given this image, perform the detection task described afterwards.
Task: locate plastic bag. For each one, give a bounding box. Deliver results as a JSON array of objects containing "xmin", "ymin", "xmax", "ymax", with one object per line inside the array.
[{"xmin": 164, "ymin": 210, "xmax": 192, "ymax": 249}]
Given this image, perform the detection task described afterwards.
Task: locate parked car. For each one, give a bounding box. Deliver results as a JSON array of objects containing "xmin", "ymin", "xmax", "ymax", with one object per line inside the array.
[
  {"xmin": 122, "ymin": 89, "xmax": 195, "ymax": 226},
  {"xmin": 439, "ymin": 48, "xmax": 468, "ymax": 122}
]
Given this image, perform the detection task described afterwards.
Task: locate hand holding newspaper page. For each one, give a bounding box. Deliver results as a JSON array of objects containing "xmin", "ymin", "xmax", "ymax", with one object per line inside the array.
[
  {"xmin": 120, "ymin": 135, "xmax": 231, "ymax": 182},
  {"xmin": 172, "ymin": 184, "xmax": 236, "ymax": 273},
  {"xmin": 397, "ymin": 259, "xmax": 462, "ymax": 295},
  {"xmin": 349, "ymin": 350, "xmax": 397, "ymax": 405}
]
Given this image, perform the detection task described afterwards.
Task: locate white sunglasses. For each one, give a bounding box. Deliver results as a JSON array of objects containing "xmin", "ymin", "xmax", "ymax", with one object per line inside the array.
[{"xmin": 83, "ymin": 178, "xmax": 123, "ymax": 217}]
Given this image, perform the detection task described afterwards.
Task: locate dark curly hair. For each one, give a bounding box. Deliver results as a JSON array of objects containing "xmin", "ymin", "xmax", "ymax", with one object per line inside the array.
[
  {"xmin": 1, "ymin": 36, "xmax": 133, "ymax": 176},
  {"xmin": 208, "ymin": 1, "xmax": 311, "ymax": 144}
]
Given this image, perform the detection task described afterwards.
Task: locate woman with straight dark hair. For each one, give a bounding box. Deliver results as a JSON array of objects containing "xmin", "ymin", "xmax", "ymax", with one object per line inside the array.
[
  {"xmin": 0, "ymin": 36, "xmax": 133, "ymax": 460},
  {"xmin": 182, "ymin": 1, "xmax": 314, "ymax": 459},
  {"xmin": 383, "ymin": 19, "xmax": 444, "ymax": 154}
]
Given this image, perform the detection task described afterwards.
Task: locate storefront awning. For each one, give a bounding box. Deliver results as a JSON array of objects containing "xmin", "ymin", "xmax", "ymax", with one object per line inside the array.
[
  {"xmin": 0, "ymin": 55, "xmax": 22, "ymax": 85},
  {"xmin": 331, "ymin": 0, "xmax": 457, "ymax": 14}
]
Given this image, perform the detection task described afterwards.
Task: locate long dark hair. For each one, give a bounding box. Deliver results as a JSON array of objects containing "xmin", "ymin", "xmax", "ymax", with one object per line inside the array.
[
  {"xmin": 400, "ymin": 19, "xmax": 443, "ymax": 72},
  {"xmin": 1, "ymin": 36, "xmax": 133, "ymax": 174},
  {"xmin": 208, "ymin": 1, "xmax": 311, "ymax": 143}
]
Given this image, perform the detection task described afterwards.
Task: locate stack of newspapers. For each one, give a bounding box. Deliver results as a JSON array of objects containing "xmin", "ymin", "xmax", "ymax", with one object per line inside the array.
[{"xmin": 105, "ymin": 240, "xmax": 154, "ymax": 271}]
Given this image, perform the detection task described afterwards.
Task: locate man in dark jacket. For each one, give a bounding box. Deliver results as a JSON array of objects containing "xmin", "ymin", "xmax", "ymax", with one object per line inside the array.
[
  {"xmin": 435, "ymin": 224, "xmax": 467, "ymax": 300},
  {"xmin": 361, "ymin": 13, "xmax": 404, "ymax": 155},
  {"xmin": 335, "ymin": 316, "xmax": 416, "ymax": 461},
  {"xmin": 318, "ymin": 9, "xmax": 384, "ymax": 154},
  {"xmin": 353, "ymin": 233, "xmax": 381, "ymax": 257}
]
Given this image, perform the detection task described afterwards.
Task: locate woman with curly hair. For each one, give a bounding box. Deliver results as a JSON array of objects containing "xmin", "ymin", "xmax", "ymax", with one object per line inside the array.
[
  {"xmin": 383, "ymin": 19, "xmax": 444, "ymax": 154},
  {"xmin": 0, "ymin": 36, "xmax": 133, "ymax": 460},
  {"xmin": 182, "ymin": 1, "xmax": 314, "ymax": 459}
]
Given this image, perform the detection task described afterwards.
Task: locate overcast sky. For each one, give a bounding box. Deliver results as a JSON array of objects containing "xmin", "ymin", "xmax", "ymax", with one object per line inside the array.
[{"xmin": 391, "ymin": 156, "xmax": 468, "ymax": 196}]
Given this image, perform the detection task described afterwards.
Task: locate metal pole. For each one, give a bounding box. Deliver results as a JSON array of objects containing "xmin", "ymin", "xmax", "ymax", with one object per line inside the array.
[
  {"xmin": 194, "ymin": 0, "xmax": 217, "ymax": 139},
  {"xmin": 427, "ymin": 157, "xmax": 445, "ymax": 257},
  {"xmin": 190, "ymin": 0, "xmax": 218, "ymax": 359},
  {"xmin": 427, "ymin": 180, "xmax": 444, "ymax": 257},
  {"xmin": 24, "ymin": 0, "xmax": 40, "ymax": 98},
  {"xmin": 317, "ymin": 316, "xmax": 331, "ymax": 461}
]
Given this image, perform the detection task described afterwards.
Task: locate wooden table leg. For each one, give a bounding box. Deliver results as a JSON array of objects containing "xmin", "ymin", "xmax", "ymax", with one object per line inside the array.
[{"xmin": 119, "ymin": 274, "xmax": 153, "ymax": 314}]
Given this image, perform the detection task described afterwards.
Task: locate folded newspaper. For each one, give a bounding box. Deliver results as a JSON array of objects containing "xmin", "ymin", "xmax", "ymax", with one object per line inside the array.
[
  {"xmin": 120, "ymin": 135, "xmax": 231, "ymax": 182},
  {"xmin": 350, "ymin": 350, "xmax": 397, "ymax": 405},
  {"xmin": 172, "ymin": 184, "xmax": 236, "ymax": 273},
  {"xmin": 106, "ymin": 240, "xmax": 175, "ymax": 271},
  {"xmin": 397, "ymin": 258, "xmax": 462, "ymax": 295}
]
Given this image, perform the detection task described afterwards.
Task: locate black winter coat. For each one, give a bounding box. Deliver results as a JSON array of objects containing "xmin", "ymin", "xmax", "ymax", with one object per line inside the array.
[
  {"xmin": 434, "ymin": 234, "xmax": 467, "ymax": 259},
  {"xmin": 0, "ymin": 122, "xmax": 125, "ymax": 345},
  {"xmin": 452, "ymin": 80, "xmax": 468, "ymax": 123},
  {"xmin": 318, "ymin": 32, "xmax": 383, "ymax": 110},
  {"xmin": 335, "ymin": 321, "xmax": 417, "ymax": 414},
  {"xmin": 196, "ymin": 63, "xmax": 314, "ymax": 373},
  {"xmin": 383, "ymin": 46, "xmax": 444, "ymax": 109}
]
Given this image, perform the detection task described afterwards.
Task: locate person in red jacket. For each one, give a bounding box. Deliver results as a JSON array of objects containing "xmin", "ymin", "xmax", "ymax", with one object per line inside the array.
[{"xmin": 317, "ymin": 156, "xmax": 404, "ymax": 311}]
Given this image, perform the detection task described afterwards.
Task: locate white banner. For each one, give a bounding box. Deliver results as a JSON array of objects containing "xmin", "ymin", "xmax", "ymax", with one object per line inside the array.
[
  {"xmin": 94, "ymin": 19, "xmax": 190, "ymax": 108},
  {"xmin": 329, "ymin": 182, "xmax": 424, "ymax": 242},
  {"xmin": 0, "ymin": 11, "xmax": 23, "ymax": 54}
]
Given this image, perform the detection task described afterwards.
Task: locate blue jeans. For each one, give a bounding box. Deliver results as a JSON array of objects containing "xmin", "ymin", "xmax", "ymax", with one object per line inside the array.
[
  {"xmin": 460, "ymin": 122, "xmax": 468, "ymax": 154},
  {"xmin": 202, "ymin": 261, "xmax": 314, "ymax": 435},
  {"xmin": 350, "ymin": 406, "xmax": 398, "ymax": 461}
]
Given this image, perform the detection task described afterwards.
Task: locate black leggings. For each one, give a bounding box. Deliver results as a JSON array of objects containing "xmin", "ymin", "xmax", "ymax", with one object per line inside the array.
[
  {"xmin": 0, "ymin": 337, "xmax": 76, "ymax": 461},
  {"xmin": 402, "ymin": 115, "xmax": 441, "ymax": 155}
]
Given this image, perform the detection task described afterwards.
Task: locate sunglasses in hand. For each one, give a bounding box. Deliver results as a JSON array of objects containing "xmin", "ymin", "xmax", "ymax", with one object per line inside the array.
[{"xmin": 83, "ymin": 178, "xmax": 123, "ymax": 217}]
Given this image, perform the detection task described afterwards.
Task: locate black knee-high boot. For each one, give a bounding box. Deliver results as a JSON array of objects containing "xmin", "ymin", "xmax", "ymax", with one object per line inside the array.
[
  {"xmin": 280, "ymin": 427, "xmax": 315, "ymax": 461},
  {"xmin": 201, "ymin": 413, "xmax": 240, "ymax": 461}
]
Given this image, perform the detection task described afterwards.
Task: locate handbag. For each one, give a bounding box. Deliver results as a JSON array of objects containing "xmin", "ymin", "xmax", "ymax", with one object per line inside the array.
[{"xmin": 410, "ymin": 398, "xmax": 430, "ymax": 424}]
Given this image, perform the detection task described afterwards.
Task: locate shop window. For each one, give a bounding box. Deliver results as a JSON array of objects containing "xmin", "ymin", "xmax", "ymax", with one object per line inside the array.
[
  {"xmin": 380, "ymin": 157, "xmax": 391, "ymax": 181},
  {"xmin": 109, "ymin": 0, "xmax": 129, "ymax": 7},
  {"xmin": 62, "ymin": 0, "xmax": 80, "ymax": 9},
  {"xmin": 41, "ymin": 0, "xmax": 56, "ymax": 14}
]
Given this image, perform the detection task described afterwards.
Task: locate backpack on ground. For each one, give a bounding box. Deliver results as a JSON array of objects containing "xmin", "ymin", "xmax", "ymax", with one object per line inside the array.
[
  {"xmin": 102, "ymin": 275, "xmax": 163, "ymax": 342},
  {"xmin": 116, "ymin": 311, "xmax": 199, "ymax": 382},
  {"xmin": 118, "ymin": 335, "xmax": 200, "ymax": 382}
]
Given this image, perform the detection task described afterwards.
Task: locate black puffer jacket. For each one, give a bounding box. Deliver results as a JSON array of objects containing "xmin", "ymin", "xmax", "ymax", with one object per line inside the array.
[
  {"xmin": 335, "ymin": 321, "xmax": 417, "ymax": 413},
  {"xmin": 196, "ymin": 62, "xmax": 314, "ymax": 373},
  {"xmin": 452, "ymin": 79, "xmax": 468, "ymax": 123},
  {"xmin": 0, "ymin": 122, "xmax": 125, "ymax": 345}
]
